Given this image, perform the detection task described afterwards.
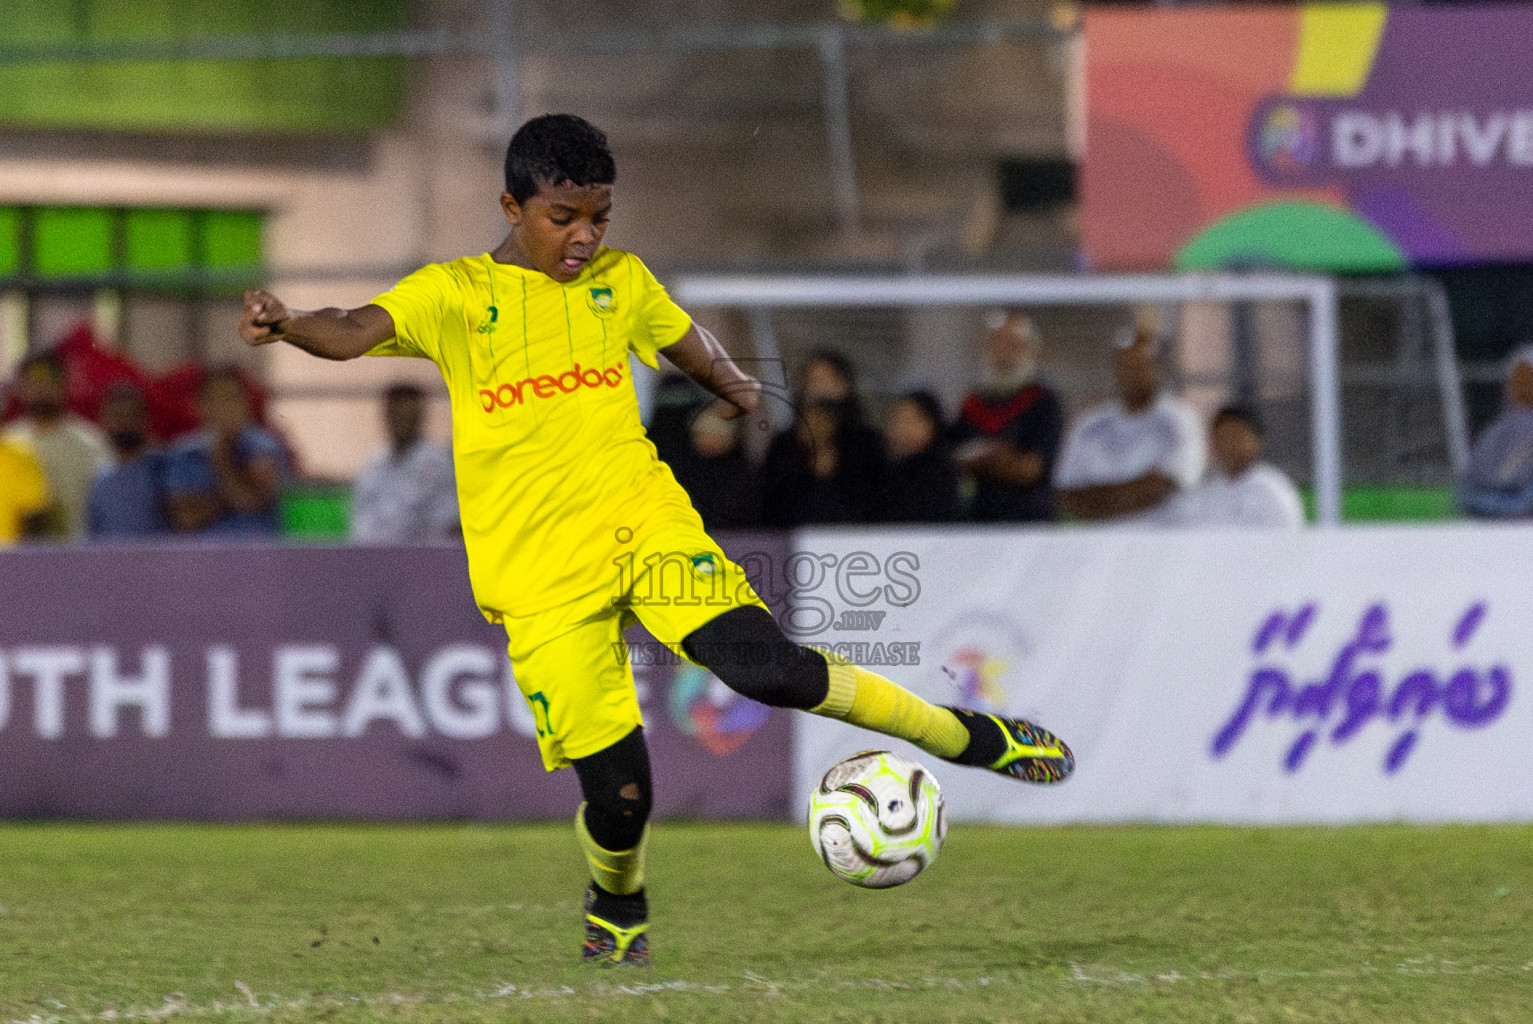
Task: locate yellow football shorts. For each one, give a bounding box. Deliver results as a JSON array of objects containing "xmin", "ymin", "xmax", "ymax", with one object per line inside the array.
[{"xmin": 502, "ymin": 517, "xmax": 768, "ymax": 771}]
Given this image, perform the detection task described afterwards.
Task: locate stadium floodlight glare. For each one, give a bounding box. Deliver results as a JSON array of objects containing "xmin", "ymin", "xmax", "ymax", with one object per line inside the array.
[{"xmin": 675, "ymin": 272, "xmax": 1345, "ymax": 526}]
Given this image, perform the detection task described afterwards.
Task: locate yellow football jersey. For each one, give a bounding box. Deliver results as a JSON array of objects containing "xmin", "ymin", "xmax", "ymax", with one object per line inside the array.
[
  {"xmin": 369, "ymin": 248, "xmax": 704, "ymax": 619},
  {"xmin": 0, "ymin": 437, "xmax": 49, "ymax": 545}
]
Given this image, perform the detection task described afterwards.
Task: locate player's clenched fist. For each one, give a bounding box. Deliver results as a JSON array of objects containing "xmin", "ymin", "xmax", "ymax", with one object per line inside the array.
[{"xmin": 240, "ymin": 289, "xmax": 290, "ymax": 346}]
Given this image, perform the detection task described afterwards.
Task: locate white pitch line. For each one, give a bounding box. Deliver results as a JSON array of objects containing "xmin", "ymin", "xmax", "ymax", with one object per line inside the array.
[
  {"xmin": 1067, "ymin": 957, "xmax": 1533, "ymax": 987},
  {"xmin": 10, "ymin": 957, "xmax": 1533, "ymax": 1024}
]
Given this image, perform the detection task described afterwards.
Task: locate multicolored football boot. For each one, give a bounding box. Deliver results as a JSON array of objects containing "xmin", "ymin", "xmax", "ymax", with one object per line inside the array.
[
  {"xmin": 582, "ymin": 887, "xmax": 650, "ymax": 967},
  {"xmin": 985, "ymin": 715, "xmax": 1075, "ymax": 784}
]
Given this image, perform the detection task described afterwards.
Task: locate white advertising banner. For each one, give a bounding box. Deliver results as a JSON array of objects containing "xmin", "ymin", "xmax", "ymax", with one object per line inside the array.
[{"xmin": 789, "ymin": 524, "xmax": 1526, "ymax": 824}]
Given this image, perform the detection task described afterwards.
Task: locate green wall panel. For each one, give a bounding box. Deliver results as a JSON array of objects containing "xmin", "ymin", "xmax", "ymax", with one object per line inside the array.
[
  {"xmin": 203, "ymin": 210, "xmax": 263, "ymax": 270},
  {"xmin": 0, "ymin": 1, "xmax": 407, "ymax": 133},
  {"xmin": 1, "ymin": 205, "xmax": 264, "ymax": 286},
  {"xmin": 33, "ymin": 207, "xmax": 114, "ymax": 277},
  {"xmin": 125, "ymin": 208, "xmax": 194, "ymax": 272},
  {"xmin": 0, "ymin": 209, "xmax": 19, "ymax": 276}
]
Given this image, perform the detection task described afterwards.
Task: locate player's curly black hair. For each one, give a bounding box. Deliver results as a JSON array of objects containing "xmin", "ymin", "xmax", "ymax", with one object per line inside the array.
[{"xmin": 504, "ymin": 114, "xmax": 616, "ymax": 204}]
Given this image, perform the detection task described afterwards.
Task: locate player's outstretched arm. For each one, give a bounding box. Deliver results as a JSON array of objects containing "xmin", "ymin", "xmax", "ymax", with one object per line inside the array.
[
  {"xmin": 239, "ymin": 289, "xmax": 396, "ymax": 362},
  {"xmin": 659, "ymin": 323, "xmax": 762, "ymax": 419}
]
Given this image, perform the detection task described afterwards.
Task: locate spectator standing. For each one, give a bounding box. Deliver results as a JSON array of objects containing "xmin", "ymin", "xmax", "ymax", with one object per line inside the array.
[
  {"xmin": 87, "ymin": 384, "xmax": 170, "ymax": 539},
  {"xmin": 763, "ymin": 400, "xmax": 879, "ymax": 526},
  {"xmin": 878, "ymin": 390, "xmax": 959, "ymax": 523},
  {"xmin": 166, "ymin": 367, "xmax": 289, "ymax": 536},
  {"xmin": 351, "ymin": 382, "xmax": 459, "ymax": 542},
  {"xmin": 762, "ymin": 351, "xmax": 885, "ymax": 526},
  {"xmin": 4, "ymin": 352, "xmax": 108, "ymax": 541},
  {"xmin": 795, "ymin": 349, "xmax": 884, "ymax": 495},
  {"xmin": 667, "ymin": 405, "xmax": 761, "ymax": 531},
  {"xmin": 1458, "ymin": 347, "xmax": 1533, "ymax": 518},
  {"xmin": 0, "ymin": 436, "xmax": 49, "ymax": 546},
  {"xmin": 950, "ymin": 312, "xmax": 1064, "ymax": 522},
  {"xmin": 1055, "ymin": 329, "xmax": 1205, "ymax": 523},
  {"xmin": 1179, "ymin": 406, "xmax": 1303, "ymax": 529}
]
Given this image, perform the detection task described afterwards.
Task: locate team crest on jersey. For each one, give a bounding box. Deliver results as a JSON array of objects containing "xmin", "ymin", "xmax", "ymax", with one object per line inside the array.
[
  {"xmin": 476, "ymin": 305, "xmax": 498, "ymax": 334},
  {"xmin": 690, "ymin": 553, "xmax": 718, "ymax": 580},
  {"xmin": 587, "ymin": 286, "xmax": 617, "ymax": 317}
]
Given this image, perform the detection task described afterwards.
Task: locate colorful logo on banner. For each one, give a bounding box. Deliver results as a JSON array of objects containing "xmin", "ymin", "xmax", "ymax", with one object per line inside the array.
[
  {"xmin": 668, "ymin": 664, "xmax": 770, "ymax": 757},
  {"xmin": 943, "ymin": 648, "xmax": 1008, "ymax": 710},
  {"xmin": 1255, "ymin": 104, "xmax": 1322, "ymax": 175},
  {"xmin": 931, "ymin": 611, "xmax": 1033, "ymax": 713},
  {"xmin": 1084, "ymin": 5, "xmax": 1533, "ymax": 270},
  {"xmin": 1209, "ymin": 601, "xmax": 1512, "ymax": 775}
]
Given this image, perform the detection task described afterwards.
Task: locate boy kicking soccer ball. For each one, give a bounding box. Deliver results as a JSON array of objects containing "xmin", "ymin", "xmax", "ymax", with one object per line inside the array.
[{"xmin": 238, "ymin": 114, "xmax": 1073, "ymax": 967}]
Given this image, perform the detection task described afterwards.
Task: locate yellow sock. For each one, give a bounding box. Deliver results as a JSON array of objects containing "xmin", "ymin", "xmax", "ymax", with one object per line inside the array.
[
  {"xmin": 575, "ymin": 802, "xmax": 648, "ymax": 896},
  {"xmin": 808, "ymin": 653, "xmax": 970, "ymax": 760}
]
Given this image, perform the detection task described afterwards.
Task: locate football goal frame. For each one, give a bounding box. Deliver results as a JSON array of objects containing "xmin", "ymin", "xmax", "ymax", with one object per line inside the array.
[{"xmin": 675, "ymin": 272, "xmax": 1355, "ymax": 525}]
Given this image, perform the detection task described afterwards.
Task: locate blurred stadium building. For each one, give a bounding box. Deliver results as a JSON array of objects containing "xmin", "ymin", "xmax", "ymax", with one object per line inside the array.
[{"xmin": 0, "ymin": 0, "xmax": 1082, "ymax": 485}]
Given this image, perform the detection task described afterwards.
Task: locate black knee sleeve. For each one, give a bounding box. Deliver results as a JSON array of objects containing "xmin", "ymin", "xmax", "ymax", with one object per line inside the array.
[
  {"xmin": 681, "ymin": 605, "xmax": 830, "ymax": 710},
  {"xmin": 572, "ymin": 726, "xmax": 652, "ymax": 852}
]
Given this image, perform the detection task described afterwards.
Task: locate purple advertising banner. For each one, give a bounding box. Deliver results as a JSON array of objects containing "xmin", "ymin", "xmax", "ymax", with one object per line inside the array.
[
  {"xmin": 1085, "ymin": 5, "xmax": 1533, "ymax": 271},
  {"xmin": 0, "ymin": 535, "xmax": 794, "ymax": 820}
]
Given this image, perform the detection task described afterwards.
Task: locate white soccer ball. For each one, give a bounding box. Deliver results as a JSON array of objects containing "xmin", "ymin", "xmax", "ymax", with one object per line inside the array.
[{"xmin": 807, "ymin": 750, "xmax": 947, "ymax": 888}]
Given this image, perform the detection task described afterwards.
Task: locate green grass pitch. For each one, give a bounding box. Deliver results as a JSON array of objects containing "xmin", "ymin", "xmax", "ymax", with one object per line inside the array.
[{"xmin": 3, "ymin": 821, "xmax": 1533, "ymax": 1023}]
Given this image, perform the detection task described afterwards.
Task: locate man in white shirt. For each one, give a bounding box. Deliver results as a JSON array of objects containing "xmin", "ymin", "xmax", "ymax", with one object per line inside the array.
[
  {"xmin": 1181, "ymin": 405, "xmax": 1305, "ymax": 529},
  {"xmin": 350, "ymin": 382, "xmax": 459, "ymax": 543},
  {"xmin": 1457, "ymin": 346, "xmax": 1533, "ymax": 518},
  {"xmin": 1054, "ymin": 329, "xmax": 1205, "ymax": 523}
]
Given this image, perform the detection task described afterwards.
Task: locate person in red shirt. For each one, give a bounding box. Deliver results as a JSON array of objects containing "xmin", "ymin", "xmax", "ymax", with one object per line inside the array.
[{"xmin": 950, "ymin": 312, "xmax": 1064, "ymax": 522}]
